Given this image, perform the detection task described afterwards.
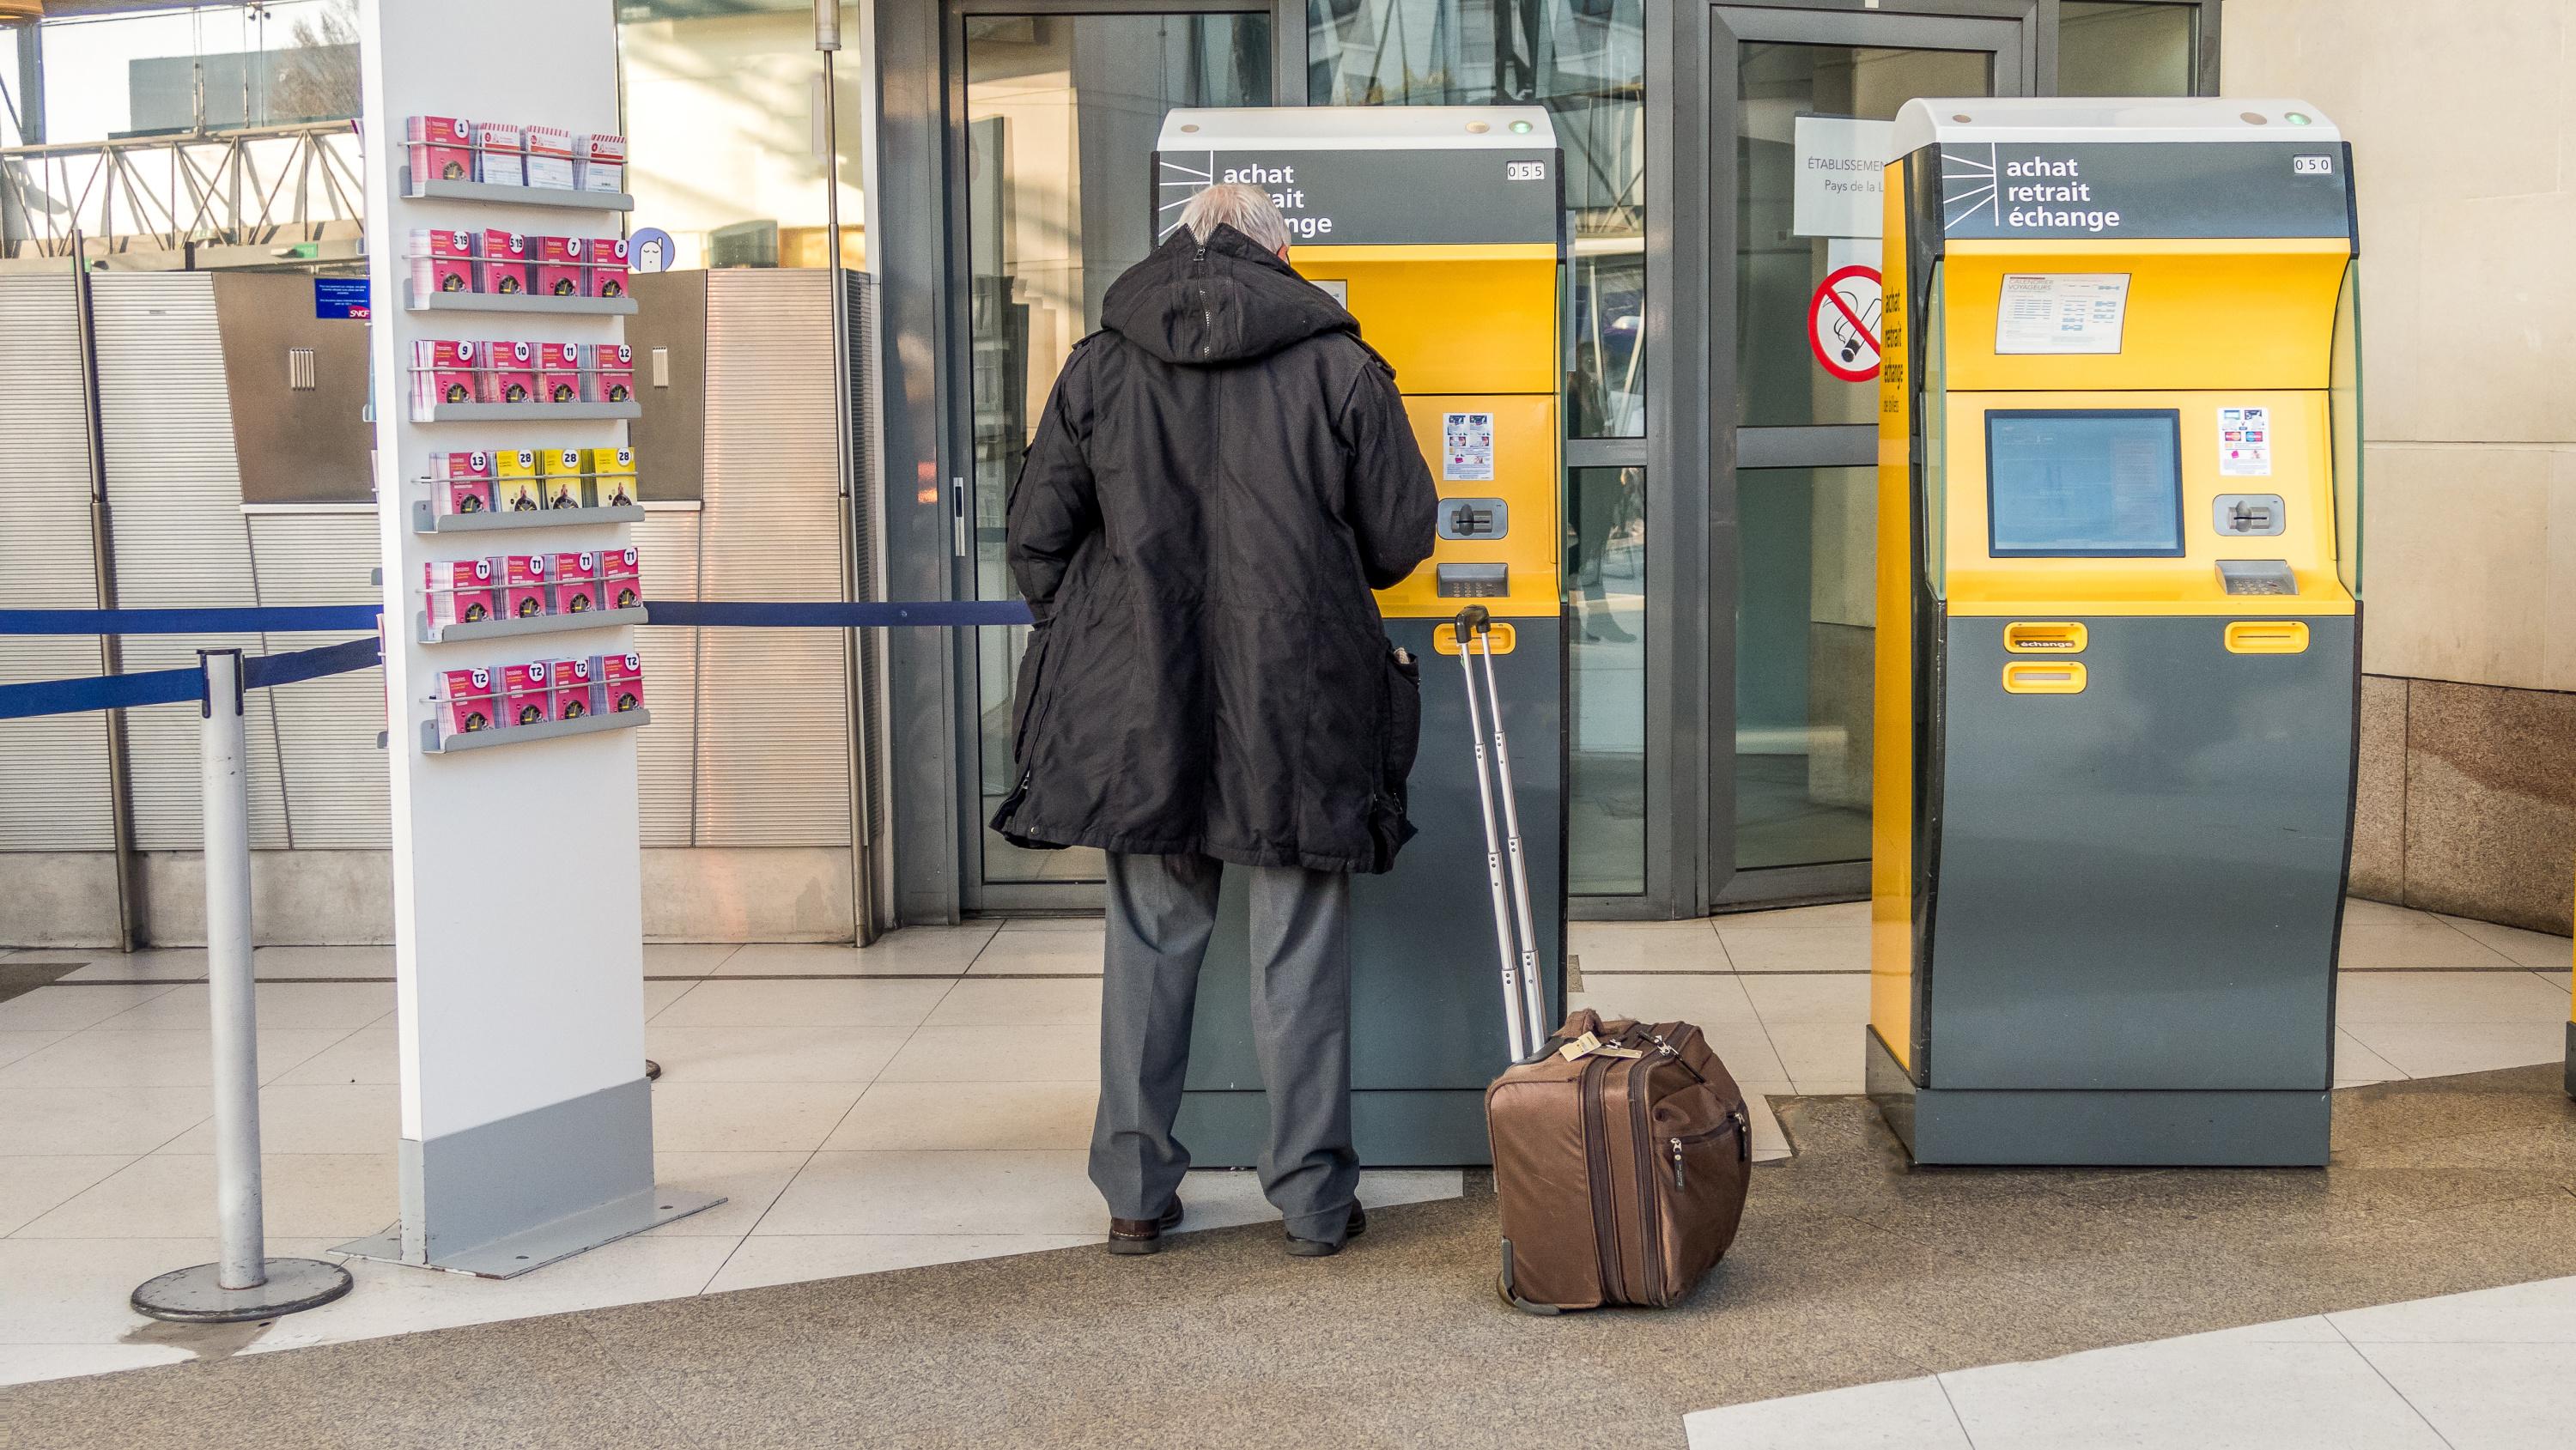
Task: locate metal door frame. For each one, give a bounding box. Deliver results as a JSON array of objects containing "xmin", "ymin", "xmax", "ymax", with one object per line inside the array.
[
  {"xmin": 939, "ymin": 0, "xmax": 1305, "ymax": 914},
  {"xmin": 1698, "ymin": 0, "xmax": 2035, "ymax": 910},
  {"xmin": 874, "ymin": 0, "xmax": 2221, "ymax": 925}
]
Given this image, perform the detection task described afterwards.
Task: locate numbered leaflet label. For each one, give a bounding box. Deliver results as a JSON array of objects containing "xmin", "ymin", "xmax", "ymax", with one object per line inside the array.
[
  {"xmin": 1995, "ymin": 273, "xmax": 2130, "ymax": 355},
  {"xmin": 1443, "ymin": 412, "xmax": 1496, "ymax": 483},
  {"xmin": 2218, "ymin": 405, "xmax": 2272, "ymax": 477}
]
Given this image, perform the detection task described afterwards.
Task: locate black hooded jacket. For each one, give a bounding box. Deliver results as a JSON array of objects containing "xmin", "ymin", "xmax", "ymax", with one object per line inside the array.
[{"xmin": 990, "ymin": 224, "xmax": 1439, "ymax": 873}]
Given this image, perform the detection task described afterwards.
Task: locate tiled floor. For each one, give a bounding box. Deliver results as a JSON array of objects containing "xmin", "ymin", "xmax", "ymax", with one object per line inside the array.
[
  {"xmin": 0, "ymin": 896, "xmax": 2566, "ymax": 1391},
  {"xmin": 1573, "ymin": 898, "xmax": 2573, "ymax": 1092},
  {"xmin": 1682, "ymin": 1273, "xmax": 2576, "ymax": 1450}
]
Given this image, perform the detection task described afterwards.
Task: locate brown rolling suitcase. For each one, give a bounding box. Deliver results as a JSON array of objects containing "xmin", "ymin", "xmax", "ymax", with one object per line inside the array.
[
  {"xmin": 1447, "ymin": 607, "xmax": 1750, "ymax": 1314},
  {"xmin": 1485, "ymin": 1010, "xmax": 1751, "ymax": 1313}
]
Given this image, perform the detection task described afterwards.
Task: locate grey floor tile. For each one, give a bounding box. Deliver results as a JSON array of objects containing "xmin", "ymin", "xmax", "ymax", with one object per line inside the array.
[
  {"xmin": 1938, "ymin": 1338, "xmax": 2448, "ymax": 1450},
  {"xmin": 2437, "ymin": 915, "xmax": 2574, "ymax": 971},
  {"xmin": 2356, "ymin": 1341, "xmax": 2576, "ymax": 1449},
  {"xmin": 2330, "ymin": 1272, "xmax": 2576, "ymax": 1344},
  {"xmin": 1684, "ymin": 1374, "xmax": 1971, "ymax": 1450}
]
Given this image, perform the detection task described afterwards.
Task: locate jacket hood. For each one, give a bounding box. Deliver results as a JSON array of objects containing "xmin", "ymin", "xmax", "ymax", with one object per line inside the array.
[{"xmin": 1098, "ymin": 224, "xmax": 1356, "ymax": 366}]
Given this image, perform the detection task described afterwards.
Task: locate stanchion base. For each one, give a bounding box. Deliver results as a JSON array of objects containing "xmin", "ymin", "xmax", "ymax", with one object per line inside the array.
[{"xmin": 131, "ymin": 1258, "xmax": 354, "ymax": 1324}]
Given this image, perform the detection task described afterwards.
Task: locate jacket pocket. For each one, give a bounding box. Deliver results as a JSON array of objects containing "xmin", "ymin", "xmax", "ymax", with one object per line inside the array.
[
  {"xmin": 991, "ymin": 622, "xmax": 1063, "ymax": 850},
  {"xmin": 1008, "ymin": 622, "xmax": 1055, "ymax": 764},
  {"xmin": 1366, "ymin": 643, "xmax": 1424, "ymax": 873},
  {"xmin": 1382, "ymin": 642, "xmax": 1423, "ymax": 792}
]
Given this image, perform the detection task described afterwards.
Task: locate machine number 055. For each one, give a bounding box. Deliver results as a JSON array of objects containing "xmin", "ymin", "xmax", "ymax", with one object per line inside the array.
[{"xmin": 1505, "ymin": 160, "xmax": 1546, "ymax": 181}]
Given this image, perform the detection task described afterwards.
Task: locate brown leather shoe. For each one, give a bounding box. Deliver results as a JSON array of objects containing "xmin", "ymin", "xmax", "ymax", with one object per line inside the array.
[
  {"xmin": 1105, "ymin": 1198, "xmax": 1184, "ymax": 1255},
  {"xmin": 1284, "ymin": 1202, "xmax": 1366, "ymax": 1258}
]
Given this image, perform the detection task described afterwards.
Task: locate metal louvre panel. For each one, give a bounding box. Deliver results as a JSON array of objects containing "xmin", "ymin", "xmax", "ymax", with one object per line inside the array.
[
  {"xmin": 634, "ymin": 512, "xmax": 702, "ymax": 847},
  {"xmin": 697, "ymin": 270, "xmax": 851, "ymax": 847},
  {"xmin": 0, "ymin": 277, "xmax": 114, "ymax": 851},
  {"xmin": 91, "ymin": 273, "xmax": 290, "ymax": 851},
  {"xmin": 244, "ymin": 512, "xmax": 389, "ymax": 848}
]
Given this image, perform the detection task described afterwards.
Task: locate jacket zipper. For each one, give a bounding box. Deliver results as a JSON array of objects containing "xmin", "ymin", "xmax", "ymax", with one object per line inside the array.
[
  {"xmin": 1581, "ymin": 1053, "xmax": 1620, "ymax": 1301},
  {"xmin": 1666, "ymin": 1107, "xmax": 1751, "ymax": 1189},
  {"xmin": 1194, "ymin": 244, "xmax": 1212, "ymax": 357}
]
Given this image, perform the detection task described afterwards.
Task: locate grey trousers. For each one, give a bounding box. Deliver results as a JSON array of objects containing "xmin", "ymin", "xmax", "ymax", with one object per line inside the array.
[{"xmin": 1091, "ymin": 851, "xmax": 1360, "ymax": 1245}]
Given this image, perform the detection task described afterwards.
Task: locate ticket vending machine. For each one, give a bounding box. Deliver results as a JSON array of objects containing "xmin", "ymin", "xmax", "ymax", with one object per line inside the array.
[
  {"xmin": 1868, "ymin": 99, "xmax": 2362, "ymax": 1166},
  {"xmin": 1154, "ymin": 106, "xmax": 1568, "ymax": 1165}
]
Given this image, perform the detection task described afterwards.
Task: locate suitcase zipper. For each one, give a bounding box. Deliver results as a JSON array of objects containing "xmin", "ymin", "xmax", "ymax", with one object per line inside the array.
[
  {"xmin": 1629, "ymin": 1055, "xmax": 1664, "ymax": 1305},
  {"xmin": 1666, "ymin": 1106, "xmax": 1752, "ymax": 1189},
  {"xmin": 1581, "ymin": 1054, "xmax": 1620, "ymax": 1300}
]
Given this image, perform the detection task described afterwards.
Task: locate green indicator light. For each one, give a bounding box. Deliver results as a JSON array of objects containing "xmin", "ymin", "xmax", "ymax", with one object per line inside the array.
[
  {"xmin": 1509, "ymin": 118, "xmax": 1533, "ymax": 134},
  {"xmin": 2286, "ymin": 112, "xmax": 2312, "ymax": 124}
]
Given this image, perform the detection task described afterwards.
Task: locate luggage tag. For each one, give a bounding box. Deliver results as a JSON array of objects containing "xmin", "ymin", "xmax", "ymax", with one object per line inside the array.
[{"xmin": 1557, "ymin": 1032, "xmax": 1644, "ymax": 1062}]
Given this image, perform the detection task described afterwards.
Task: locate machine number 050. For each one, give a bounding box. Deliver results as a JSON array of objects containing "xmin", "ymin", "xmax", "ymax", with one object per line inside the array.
[
  {"xmin": 2292, "ymin": 155, "xmax": 2333, "ymax": 175},
  {"xmin": 1505, "ymin": 160, "xmax": 1547, "ymax": 181}
]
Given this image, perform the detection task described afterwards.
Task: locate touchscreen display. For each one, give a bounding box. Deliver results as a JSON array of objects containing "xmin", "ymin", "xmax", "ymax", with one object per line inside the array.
[{"xmin": 1985, "ymin": 410, "xmax": 2184, "ymax": 557}]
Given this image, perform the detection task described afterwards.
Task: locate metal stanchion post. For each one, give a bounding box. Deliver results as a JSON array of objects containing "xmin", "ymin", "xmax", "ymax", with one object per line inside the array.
[{"xmin": 132, "ymin": 651, "xmax": 353, "ymax": 1323}]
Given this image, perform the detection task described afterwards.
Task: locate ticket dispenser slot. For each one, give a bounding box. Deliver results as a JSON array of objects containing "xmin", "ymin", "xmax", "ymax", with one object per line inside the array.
[
  {"xmin": 2224, "ymin": 621, "xmax": 2311, "ymax": 654},
  {"xmin": 2001, "ymin": 661, "xmax": 2087, "ymax": 694},
  {"xmin": 2002, "ymin": 622, "xmax": 2087, "ymax": 654}
]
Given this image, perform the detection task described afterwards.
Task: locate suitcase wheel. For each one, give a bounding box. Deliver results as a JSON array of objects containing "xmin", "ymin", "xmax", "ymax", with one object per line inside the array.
[
  {"xmin": 1498, "ymin": 1273, "xmax": 1566, "ymax": 1316},
  {"xmin": 1498, "ymin": 1241, "xmax": 1569, "ymax": 1317}
]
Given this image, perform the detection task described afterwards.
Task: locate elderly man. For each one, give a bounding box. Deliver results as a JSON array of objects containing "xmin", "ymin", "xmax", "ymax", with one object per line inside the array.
[{"xmin": 992, "ymin": 183, "xmax": 1437, "ymax": 1258}]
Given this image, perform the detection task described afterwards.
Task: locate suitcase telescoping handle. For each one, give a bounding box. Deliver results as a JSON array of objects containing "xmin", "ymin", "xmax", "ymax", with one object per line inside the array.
[{"xmin": 1455, "ymin": 605, "xmax": 1549, "ymax": 1063}]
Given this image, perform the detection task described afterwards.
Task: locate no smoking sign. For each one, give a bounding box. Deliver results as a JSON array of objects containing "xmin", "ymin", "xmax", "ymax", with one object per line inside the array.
[{"xmin": 1807, "ymin": 264, "xmax": 1883, "ymax": 383}]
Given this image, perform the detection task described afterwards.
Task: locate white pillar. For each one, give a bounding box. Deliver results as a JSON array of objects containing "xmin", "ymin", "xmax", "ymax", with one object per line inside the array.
[{"xmin": 345, "ymin": 0, "xmax": 718, "ymax": 1276}]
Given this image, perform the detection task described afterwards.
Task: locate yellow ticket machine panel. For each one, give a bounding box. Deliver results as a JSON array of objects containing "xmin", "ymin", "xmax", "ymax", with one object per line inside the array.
[
  {"xmin": 1871, "ymin": 99, "xmax": 2361, "ymax": 1166},
  {"xmin": 1154, "ymin": 107, "xmax": 1567, "ymax": 1165}
]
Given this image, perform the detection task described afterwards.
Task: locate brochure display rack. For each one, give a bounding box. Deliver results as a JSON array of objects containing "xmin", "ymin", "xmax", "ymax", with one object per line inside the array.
[{"xmin": 349, "ymin": 0, "xmax": 717, "ymax": 1277}]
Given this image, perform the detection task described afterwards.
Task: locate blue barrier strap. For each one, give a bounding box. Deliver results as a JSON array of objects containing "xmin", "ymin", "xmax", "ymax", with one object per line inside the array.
[
  {"xmin": 0, "ymin": 602, "xmax": 1036, "ymax": 720},
  {"xmin": 0, "ymin": 601, "xmax": 1038, "ymax": 634},
  {"xmin": 243, "ymin": 636, "xmax": 384, "ymax": 692},
  {"xmin": 0, "ymin": 638, "xmax": 390, "ymax": 723},
  {"xmin": 0, "ymin": 606, "xmax": 382, "ymax": 634},
  {"xmin": 643, "ymin": 600, "xmax": 1036, "ymax": 628},
  {"xmin": 0, "ymin": 664, "xmax": 203, "ymax": 720}
]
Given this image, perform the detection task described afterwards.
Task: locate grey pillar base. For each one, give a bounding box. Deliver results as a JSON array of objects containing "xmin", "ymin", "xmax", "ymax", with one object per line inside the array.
[
  {"xmin": 131, "ymin": 1257, "xmax": 354, "ymax": 1323},
  {"xmin": 1866, "ymin": 1028, "xmax": 2330, "ymax": 1168},
  {"xmin": 336, "ymin": 1077, "xmax": 724, "ymax": 1278},
  {"xmin": 1176, "ymin": 1088, "xmax": 1491, "ymax": 1168}
]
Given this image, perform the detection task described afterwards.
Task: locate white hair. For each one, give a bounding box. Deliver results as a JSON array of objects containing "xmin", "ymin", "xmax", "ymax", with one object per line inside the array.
[{"xmin": 1178, "ymin": 182, "xmax": 1291, "ymax": 254}]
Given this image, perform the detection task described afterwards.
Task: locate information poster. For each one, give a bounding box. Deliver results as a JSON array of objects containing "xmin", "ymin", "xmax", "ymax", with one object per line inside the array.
[
  {"xmin": 2219, "ymin": 405, "xmax": 2272, "ymax": 476},
  {"xmin": 1443, "ymin": 411, "xmax": 1495, "ymax": 482},
  {"xmin": 1994, "ymin": 273, "xmax": 2131, "ymax": 355}
]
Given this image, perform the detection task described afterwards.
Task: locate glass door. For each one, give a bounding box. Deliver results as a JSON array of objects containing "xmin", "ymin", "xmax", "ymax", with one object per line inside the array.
[
  {"xmin": 956, "ymin": 3, "xmax": 1279, "ymax": 909},
  {"xmin": 1707, "ymin": 6, "xmax": 2026, "ymax": 907}
]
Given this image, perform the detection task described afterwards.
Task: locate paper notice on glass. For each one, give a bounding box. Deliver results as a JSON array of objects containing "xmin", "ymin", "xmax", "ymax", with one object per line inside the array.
[
  {"xmin": 2218, "ymin": 405, "xmax": 2272, "ymax": 476},
  {"xmin": 1994, "ymin": 273, "xmax": 2131, "ymax": 355},
  {"xmin": 1792, "ymin": 116, "xmax": 1895, "ymax": 240}
]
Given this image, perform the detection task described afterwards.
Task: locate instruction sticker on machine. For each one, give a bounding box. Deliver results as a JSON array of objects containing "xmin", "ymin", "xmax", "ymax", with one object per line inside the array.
[
  {"xmin": 2218, "ymin": 405, "xmax": 2272, "ymax": 476},
  {"xmin": 1443, "ymin": 412, "xmax": 1495, "ymax": 482},
  {"xmin": 1994, "ymin": 273, "xmax": 2130, "ymax": 355}
]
